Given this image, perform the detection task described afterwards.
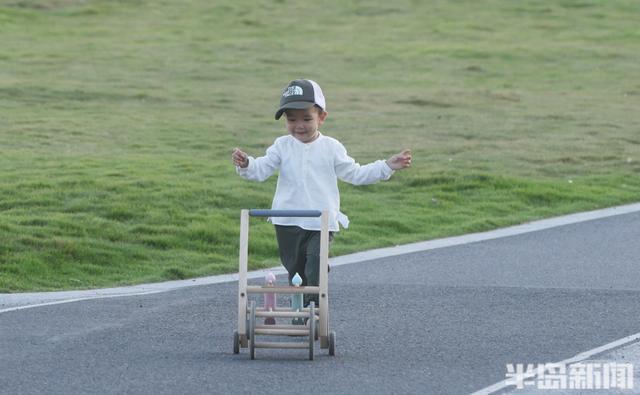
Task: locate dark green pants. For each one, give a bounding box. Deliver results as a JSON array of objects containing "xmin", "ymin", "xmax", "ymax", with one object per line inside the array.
[{"xmin": 274, "ymin": 225, "xmax": 333, "ymax": 307}]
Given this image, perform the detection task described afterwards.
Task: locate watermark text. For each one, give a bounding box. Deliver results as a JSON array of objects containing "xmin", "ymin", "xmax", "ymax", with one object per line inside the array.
[{"xmin": 505, "ymin": 362, "xmax": 634, "ymax": 390}]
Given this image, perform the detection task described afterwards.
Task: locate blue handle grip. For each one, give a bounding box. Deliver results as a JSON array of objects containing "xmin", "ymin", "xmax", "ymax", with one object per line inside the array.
[{"xmin": 249, "ymin": 209, "xmax": 322, "ymax": 218}]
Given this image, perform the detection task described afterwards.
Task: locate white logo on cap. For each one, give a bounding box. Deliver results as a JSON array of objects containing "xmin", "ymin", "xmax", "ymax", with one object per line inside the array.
[{"xmin": 283, "ymin": 86, "xmax": 303, "ymax": 98}]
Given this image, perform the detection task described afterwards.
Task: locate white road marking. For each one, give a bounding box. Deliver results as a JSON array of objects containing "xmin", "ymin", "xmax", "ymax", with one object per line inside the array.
[
  {"xmin": 471, "ymin": 332, "xmax": 640, "ymax": 394},
  {"xmin": 0, "ymin": 270, "xmax": 287, "ymax": 314}
]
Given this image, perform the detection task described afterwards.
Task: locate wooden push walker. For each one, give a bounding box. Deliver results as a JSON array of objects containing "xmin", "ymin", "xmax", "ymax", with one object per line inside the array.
[{"xmin": 233, "ymin": 209, "xmax": 336, "ymax": 360}]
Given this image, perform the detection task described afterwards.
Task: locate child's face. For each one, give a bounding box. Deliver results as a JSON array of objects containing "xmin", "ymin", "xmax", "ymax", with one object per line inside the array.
[{"xmin": 284, "ymin": 107, "xmax": 327, "ymax": 143}]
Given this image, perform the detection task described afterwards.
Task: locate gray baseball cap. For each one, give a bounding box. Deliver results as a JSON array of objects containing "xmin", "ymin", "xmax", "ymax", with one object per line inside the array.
[{"xmin": 275, "ymin": 79, "xmax": 326, "ymax": 120}]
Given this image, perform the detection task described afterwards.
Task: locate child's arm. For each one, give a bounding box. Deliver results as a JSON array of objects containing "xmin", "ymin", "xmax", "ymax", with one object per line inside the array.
[
  {"xmin": 232, "ymin": 146, "xmax": 281, "ymax": 181},
  {"xmin": 334, "ymin": 143, "xmax": 410, "ymax": 185}
]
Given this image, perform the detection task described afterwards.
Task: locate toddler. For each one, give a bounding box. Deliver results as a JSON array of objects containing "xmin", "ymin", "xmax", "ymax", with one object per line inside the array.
[{"xmin": 232, "ymin": 79, "xmax": 411, "ymax": 308}]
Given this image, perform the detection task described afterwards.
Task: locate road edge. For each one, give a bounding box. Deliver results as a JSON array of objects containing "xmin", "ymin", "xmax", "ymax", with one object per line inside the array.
[{"xmin": 2, "ymin": 202, "xmax": 640, "ymax": 313}]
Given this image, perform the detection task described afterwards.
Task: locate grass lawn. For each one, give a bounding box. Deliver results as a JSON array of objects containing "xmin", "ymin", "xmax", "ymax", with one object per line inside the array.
[{"xmin": 1, "ymin": 0, "xmax": 639, "ymax": 292}]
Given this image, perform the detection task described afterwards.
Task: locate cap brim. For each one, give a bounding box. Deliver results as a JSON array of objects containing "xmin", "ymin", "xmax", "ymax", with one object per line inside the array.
[{"xmin": 275, "ymin": 101, "xmax": 315, "ymax": 120}]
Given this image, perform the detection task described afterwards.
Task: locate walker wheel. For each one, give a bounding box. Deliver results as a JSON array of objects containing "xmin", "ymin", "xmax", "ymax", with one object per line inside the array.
[
  {"xmin": 308, "ymin": 302, "xmax": 315, "ymax": 360},
  {"xmin": 329, "ymin": 331, "xmax": 336, "ymax": 356},
  {"xmin": 233, "ymin": 331, "xmax": 239, "ymax": 354},
  {"xmin": 249, "ymin": 301, "xmax": 256, "ymax": 360}
]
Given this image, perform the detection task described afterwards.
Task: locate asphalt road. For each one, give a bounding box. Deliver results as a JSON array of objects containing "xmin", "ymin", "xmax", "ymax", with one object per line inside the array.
[{"xmin": 1, "ymin": 211, "xmax": 640, "ymax": 394}]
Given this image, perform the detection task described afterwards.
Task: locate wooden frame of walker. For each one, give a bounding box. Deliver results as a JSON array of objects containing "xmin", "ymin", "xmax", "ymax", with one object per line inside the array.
[{"xmin": 234, "ymin": 209, "xmax": 335, "ymax": 359}]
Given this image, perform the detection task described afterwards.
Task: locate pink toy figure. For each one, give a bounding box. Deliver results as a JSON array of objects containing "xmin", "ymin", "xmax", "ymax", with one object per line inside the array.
[{"xmin": 264, "ymin": 271, "xmax": 276, "ymax": 325}]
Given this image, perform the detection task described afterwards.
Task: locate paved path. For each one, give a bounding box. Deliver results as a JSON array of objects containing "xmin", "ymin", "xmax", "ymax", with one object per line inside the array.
[{"xmin": 1, "ymin": 207, "xmax": 640, "ymax": 394}]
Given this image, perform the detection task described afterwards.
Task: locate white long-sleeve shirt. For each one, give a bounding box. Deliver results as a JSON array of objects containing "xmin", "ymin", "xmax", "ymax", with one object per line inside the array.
[{"xmin": 236, "ymin": 133, "xmax": 394, "ymax": 231}]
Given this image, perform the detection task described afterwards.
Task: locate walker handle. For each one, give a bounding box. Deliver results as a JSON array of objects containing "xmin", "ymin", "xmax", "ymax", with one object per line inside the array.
[{"xmin": 249, "ymin": 209, "xmax": 322, "ymax": 218}]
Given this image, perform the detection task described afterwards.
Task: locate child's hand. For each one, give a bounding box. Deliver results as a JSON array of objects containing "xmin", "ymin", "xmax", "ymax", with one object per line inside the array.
[
  {"xmin": 232, "ymin": 148, "xmax": 249, "ymax": 168},
  {"xmin": 386, "ymin": 149, "xmax": 412, "ymax": 170}
]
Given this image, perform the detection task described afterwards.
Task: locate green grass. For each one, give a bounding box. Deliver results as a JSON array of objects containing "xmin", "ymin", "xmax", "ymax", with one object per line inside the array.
[{"xmin": 1, "ymin": 0, "xmax": 639, "ymax": 292}]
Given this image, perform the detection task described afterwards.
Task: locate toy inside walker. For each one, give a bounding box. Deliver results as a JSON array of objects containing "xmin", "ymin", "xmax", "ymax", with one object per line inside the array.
[{"xmin": 233, "ymin": 209, "xmax": 336, "ymax": 360}]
